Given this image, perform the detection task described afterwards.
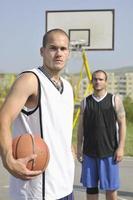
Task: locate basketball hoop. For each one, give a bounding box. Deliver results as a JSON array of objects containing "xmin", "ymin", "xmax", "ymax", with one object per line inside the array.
[{"xmin": 70, "ymin": 39, "xmax": 87, "ymax": 51}]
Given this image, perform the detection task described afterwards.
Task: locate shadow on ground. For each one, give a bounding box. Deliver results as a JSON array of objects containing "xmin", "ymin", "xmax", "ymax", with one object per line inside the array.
[{"xmin": 74, "ymin": 185, "xmax": 133, "ymax": 198}]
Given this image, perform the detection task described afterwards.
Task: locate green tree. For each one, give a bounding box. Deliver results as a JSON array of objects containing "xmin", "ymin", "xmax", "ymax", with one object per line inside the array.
[
  {"xmin": 123, "ymin": 96, "xmax": 133, "ymax": 123},
  {"xmin": 0, "ymin": 74, "xmax": 16, "ymax": 106}
]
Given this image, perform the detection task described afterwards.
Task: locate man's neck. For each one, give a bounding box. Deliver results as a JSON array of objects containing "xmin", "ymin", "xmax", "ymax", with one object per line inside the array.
[
  {"xmin": 93, "ymin": 90, "xmax": 107, "ymax": 99},
  {"xmin": 41, "ymin": 66, "xmax": 60, "ymax": 82},
  {"xmin": 40, "ymin": 66, "xmax": 63, "ymax": 92}
]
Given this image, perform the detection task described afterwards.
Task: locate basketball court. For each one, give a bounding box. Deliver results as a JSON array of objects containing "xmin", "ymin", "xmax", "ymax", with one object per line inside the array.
[
  {"xmin": 0, "ymin": 157, "xmax": 133, "ymax": 200},
  {"xmin": 0, "ymin": 9, "xmax": 132, "ymax": 200}
]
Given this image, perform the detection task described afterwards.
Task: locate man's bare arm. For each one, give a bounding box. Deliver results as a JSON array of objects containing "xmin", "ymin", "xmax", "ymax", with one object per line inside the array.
[
  {"xmin": 114, "ymin": 94, "xmax": 126, "ymax": 162},
  {"xmin": 77, "ymin": 101, "xmax": 84, "ymax": 162},
  {"xmin": 0, "ymin": 73, "xmax": 41, "ymax": 179}
]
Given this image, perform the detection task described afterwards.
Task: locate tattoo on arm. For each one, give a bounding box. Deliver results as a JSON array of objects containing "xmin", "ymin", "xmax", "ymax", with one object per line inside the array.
[{"xmin": 116, "ymin": 100, "xmax": 125, "ymax": 119}]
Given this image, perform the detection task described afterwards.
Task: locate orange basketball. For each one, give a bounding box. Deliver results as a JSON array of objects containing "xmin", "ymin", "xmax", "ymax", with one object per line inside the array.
[{"xmin": 12, "ymin": 134, "xmax": 50, "ymax": 171}]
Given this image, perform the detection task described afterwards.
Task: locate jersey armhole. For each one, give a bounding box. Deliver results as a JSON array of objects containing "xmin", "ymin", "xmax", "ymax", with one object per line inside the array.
[
  {"xmin": 112, "ymin": 94, "xmax": 115, "ymax": 107},
  {"xmin": 19, "ymin": 71, "xmax": 41, "ymax": 116},
  {"xmin": 82, "ymin": 98, "xmax": 86, "ymax": 112},
  {"xmin": 112, "ymin": 94, "xmax": 118, "ymax": 121}
]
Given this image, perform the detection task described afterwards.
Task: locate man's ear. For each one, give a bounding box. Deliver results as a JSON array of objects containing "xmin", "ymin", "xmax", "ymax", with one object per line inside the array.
[{"xmin": 40, "ymin": 47, "xmax": 44, "ymax": 56}]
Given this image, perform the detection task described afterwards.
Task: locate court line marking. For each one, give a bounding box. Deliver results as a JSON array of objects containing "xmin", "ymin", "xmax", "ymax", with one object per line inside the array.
[{"xmin": 118, "ymin": 197, "xmax": 128, "ymax": 200}]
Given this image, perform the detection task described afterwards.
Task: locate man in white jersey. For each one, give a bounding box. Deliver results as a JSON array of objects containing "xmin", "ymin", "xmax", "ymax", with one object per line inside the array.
[{"xmin": 0, "ymin": 29, "xmax": 75, "ymax": 200}]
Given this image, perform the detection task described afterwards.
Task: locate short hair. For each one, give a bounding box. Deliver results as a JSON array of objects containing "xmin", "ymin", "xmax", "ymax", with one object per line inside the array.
[
  {"xmin": 92, "ymin": 70, "xmax": 108, "ymax": 81},
  {"xmin": 42, "ymin": 28, "xmax": 70, "ymax": 47}
]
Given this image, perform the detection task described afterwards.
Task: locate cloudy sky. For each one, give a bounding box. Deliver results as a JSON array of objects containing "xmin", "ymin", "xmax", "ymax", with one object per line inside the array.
[{"xmin": 0, "ymin": 0, "xmax": 133, "ymax": 73}]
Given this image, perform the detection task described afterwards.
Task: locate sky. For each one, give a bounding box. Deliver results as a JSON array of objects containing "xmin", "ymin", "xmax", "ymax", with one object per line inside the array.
[{"xmin": 0, "ymin": 0, "xmax": 133, "ymax": 73}]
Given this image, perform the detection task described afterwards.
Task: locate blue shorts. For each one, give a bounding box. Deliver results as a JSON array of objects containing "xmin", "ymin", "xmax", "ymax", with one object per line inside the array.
[
  {"xmin": 58, "ymin": 192, "xmax": 74, "ymax": 200},
  {"xmin": 81, "ymin": 155, "xmax": 120, "ymax": 191}
]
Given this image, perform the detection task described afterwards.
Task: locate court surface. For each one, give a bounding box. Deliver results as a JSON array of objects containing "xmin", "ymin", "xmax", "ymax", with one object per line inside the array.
[{"xmin": 0, "ymin": 157, "xmax": 133, "ymax": 200}]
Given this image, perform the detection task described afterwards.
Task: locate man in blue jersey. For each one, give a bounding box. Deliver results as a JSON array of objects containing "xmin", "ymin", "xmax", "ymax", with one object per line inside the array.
[
  {"xmin": 0, "ymin": 29, "xmax": 75, "ymax": 200},
  {"xmin": 77, "ymin": 70, "xmax": 126, "ymax": 200}
]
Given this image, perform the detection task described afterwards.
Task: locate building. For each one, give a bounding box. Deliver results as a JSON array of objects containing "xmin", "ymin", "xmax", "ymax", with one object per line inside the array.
[
  {"xmin": 107, "ymin": 72, "xmax": 133, "ymax": 99},
  {"xmin": 69, "ymin": 71, "xmax": 133, "ymax": 101}
]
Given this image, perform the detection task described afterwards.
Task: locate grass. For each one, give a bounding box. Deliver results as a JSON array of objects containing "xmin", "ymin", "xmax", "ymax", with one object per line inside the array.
[
  {"xmin": 72, "ymin": 121, "xmax": 133, "ymax": 156},
  {"xmin": 125, "ymin": 122, "xmax": 133, "ymax": 156}
]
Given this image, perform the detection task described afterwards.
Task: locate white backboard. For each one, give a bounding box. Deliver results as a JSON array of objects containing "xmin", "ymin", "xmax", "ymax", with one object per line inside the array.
[{"xmin": 46, "ymin": 9, "xmax": 115, "ymax": 51}]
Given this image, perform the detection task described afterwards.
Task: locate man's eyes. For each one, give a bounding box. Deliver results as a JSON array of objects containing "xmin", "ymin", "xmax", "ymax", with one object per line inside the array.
[
  {"xmin": 94, "ymin": 78, "xmax": 104, "ymax": 81},
  {"xmin": 49, "ymin": 46, "xmax": 68, "ymax": 51}
]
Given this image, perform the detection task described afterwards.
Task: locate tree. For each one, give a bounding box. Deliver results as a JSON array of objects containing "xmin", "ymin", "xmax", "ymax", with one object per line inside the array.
[
  {"xmin": 123, "ymin": 96, "xmax": 133, "ymax": 123},
  {"xmin": 0, "ymin": 74, "xmax": 16, "ymax": 106}
]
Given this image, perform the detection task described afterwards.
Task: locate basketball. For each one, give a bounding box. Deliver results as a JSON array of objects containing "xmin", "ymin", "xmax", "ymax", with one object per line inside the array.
[{"xmin": 12, "ymin": 133, "xmax": 50, "ymax": 171}]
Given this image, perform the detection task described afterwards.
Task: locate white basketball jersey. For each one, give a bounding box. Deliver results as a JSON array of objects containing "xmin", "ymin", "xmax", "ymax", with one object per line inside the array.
[{"xmin": 10, "ymin": 68, "xmax": 75, "ymax": 200}]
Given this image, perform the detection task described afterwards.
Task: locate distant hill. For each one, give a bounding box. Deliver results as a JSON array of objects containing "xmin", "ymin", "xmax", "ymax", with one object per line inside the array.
[
  {"xmin": 106, "ymin": 66, "xmax": 133, "ymax": 73},
  {"xmin": 69, "ymin": 66, "xmax": 133, "ymax": 76}
]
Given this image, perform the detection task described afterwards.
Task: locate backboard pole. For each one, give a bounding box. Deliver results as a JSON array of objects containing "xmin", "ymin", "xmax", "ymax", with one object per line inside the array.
[
  {"xmin": 82, "ymin": 49, "xmax": 92, "ymax": 82},
  {"xmin": 73, "ymin": 50, "xmax": 93, "ymax": 129}
]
